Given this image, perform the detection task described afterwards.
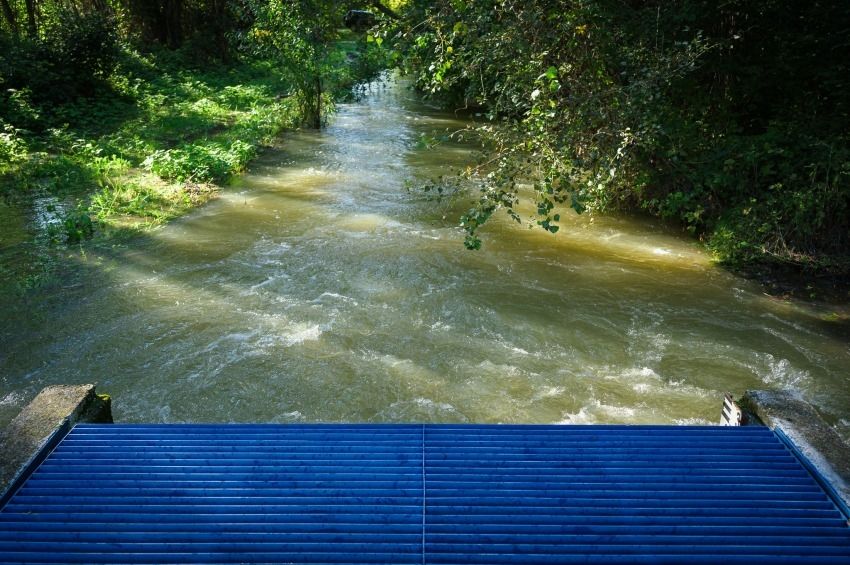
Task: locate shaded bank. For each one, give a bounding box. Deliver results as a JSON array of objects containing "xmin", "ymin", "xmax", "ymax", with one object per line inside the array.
[{"xmin": 393, "ymin": 1, "xmax": 850, "ymax": 274}]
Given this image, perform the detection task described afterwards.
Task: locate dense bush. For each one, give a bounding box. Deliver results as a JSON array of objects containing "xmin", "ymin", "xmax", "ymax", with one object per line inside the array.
[
  {"xmin": 144, "ymin": 140, "xmax": 256, "ymax": 182},
  {"xmin": 397, "ymin": 1, "xmax": 850, "ymax": 269},
  {"xmin": 0, "ymin": 10, "xmax": 118, "ymax": 108}
]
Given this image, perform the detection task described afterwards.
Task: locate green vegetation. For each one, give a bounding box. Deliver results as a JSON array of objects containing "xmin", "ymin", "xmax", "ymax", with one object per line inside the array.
[
  {"xmin": 1, "ymin": 0, "xmax": 391, "ymax": 290},
  {"xmin": 2, "ymin": 52, "xmax": 300, "ymax": 233},
  {"xmin": 5, "ymin": 0, "xmax": 844, "ymax": 288},
  {"xmin": 392, "ymin": 1, "xmax": 850, "ymax": 274}
]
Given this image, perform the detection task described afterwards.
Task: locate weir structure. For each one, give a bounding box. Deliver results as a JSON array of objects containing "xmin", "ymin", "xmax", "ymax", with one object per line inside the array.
[{"xmin": 1, "ymin": 421, "xmax": 850, "ymax": 563}]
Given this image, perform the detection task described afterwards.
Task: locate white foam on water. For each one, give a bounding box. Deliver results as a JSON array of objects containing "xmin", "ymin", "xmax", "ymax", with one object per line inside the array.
[
  {"xmin": 601, "ymin": 366, "xmax": 714, "ymax": 401},
  {"xmin": 559, "ymin": 400, "xmax": 642, "ymax": 425},
  {"xmin": 626, "ymin": 310, "xmax": 670, "ymax": 364},
  {"xmin": 762, "ymin": 326, "xmax": 829, "ymax": 366},
  {"xmin": 157, "ymin": 405, "xmax": 172, "ymax": 422},
  {"xmin": 412, "ymin": 229, "xmax": 444, "ymax": 241},
  {"xmin": 751, "ymin": 353, "xmax": 811, "ymax": 390},
  {"xmin": 558, "ymin": 406, "xmax": 596, "ymax": 424},
  {"xmin": 312, "ymin": 292, "xmax": 358, "ymax": 306},
  {"xmin": 336, "ymin": 213, "xmax": 404, "ymax": 233},
  {"xmin": 598, "ymin": 403, "xmax": 637, "ymax": 419},
  {"xmin": 31, "ymin": 195, "xmax": 65, "ymax": 232},
  {"xmin": 475, "ymin": 359, "xmax": 527, "ymax": 377},
  {"xmin": 532, "ymin": 386, "xmax": 566, "ymax": 401},
  {"xmin": 282, "ymin": 323, "xmax": 323, "ymax": 345},
  {"xmin": 196, "ymin": 331, "xmax": 255, "ymax": 355},
  {"xmin": 303, "ymin": 167, "xmax": 333, "ymax": 177},
  {"xmin": 414, "ymin": 398, "xmax": 452, "ymax": 410},
  {"xmin": 482, "ymin": 329, "xmax": 534, "ymax": 358},
  {"xmin": 732, "ymin": 287, "xmax": 749, "ymax": 301},
  {"xmin": 837, "ymin": 420, "xmax": 850, "ymax": 444},
  {"xmin": 762, "ymin": 313, "xmax": 820, "ymax": 338},
  {"xmin": 674, "ymin": 417, "xmax": 713, "ymax": 426},
  {"xmin": 376, "ymin": 397, "xmax": 468, "ymax": 422},
  {"xmin": 601, "ymin": 366, "xmax": 659, "ymax": 385},
  {"xmin": 241, "ymin": 239, "xmax": 292, "ymax": 266},
  {"xmin": 365, "ymin": 352, "xmax": 422, "ymax": 373},
  {"xmin": 270, "ymin": 410, "xmax": 304, "ymax": 423},
  {"xmin": 246, "ymin": 277, "xmax": 280, "ymax": 293},
  {"xmin": 0, "ymin": 391, "xmax": 23, "ymax": 406}
]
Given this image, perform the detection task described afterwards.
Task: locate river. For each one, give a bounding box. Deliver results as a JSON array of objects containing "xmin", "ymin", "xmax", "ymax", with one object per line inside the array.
[{"xmin": 1, "ymin": 77, "xmax": 849, "ymax": 438}]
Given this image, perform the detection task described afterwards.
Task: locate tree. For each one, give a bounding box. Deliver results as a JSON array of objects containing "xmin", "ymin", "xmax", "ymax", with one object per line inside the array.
[
  {"xmin": 126, "ymin": 0, "xmax": 183, "ymax": 48},
  {"xmin": 0, "ymin": 0, "xmax": 17, "ymax": 36},
  {"xmin": 247, "ymin": 0, "xmax": 346, "ymax": 129},
  {"xmin": 25, "ymin": 0, "xmax": 38, "ymax": 36},
  {"xmin": 397, "ymin": 0, "xmax": 850, "ymax": 268}
]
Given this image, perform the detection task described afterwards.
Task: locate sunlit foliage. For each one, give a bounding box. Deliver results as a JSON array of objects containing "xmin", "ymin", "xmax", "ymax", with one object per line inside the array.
[{"xmin": 0, "ymin": 0, "xmax": 390, "ymax": 292}]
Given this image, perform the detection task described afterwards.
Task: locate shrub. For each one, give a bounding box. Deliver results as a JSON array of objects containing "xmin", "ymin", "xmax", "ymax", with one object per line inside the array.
[
  {"xmin": 143, "ymin": 140, "xmax": 256, "ymax": 183},
  {"xmin": 0, "ymin": 10, "xmax": 119, "ymax": 107},
  {"xmin": 63, "ymin": 208, "xmax": 95, "ymax": 243},
  {"xmin": 397, "ymin": 0, "xmax": 850, "ymax": 268}
]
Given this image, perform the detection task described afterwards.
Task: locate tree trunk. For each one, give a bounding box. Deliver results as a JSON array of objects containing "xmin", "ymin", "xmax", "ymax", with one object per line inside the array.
[
  {"xmin": 0, "ymin": 0, "xmax": 17, "ymax": 36},
  {"xmin": 126, "ymin": 0, "xmax": 165, "ymax": 45},
  {"xmin": 314, "ymin": 76, "xmax": 322, "ymax": 129},
  {"xmin": 211, "ymin": 0, "xmax": 229, "ymax": 60},
  {"xmin": 24, "ymin": 0, "xmax": 37, "ymax": 36},
  {"xmin": 164, "ymin": 0, "xmax": 182, "ymax": 48}
]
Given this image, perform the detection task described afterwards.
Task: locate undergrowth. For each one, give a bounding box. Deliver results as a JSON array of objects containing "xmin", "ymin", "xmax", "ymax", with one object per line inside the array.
[{"xmin": 1, "ymin": 49, "xmax": 301, "ymax": 241}]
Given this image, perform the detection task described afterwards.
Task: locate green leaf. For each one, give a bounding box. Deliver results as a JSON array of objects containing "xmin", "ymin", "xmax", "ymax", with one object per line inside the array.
[
  {"xmin": 571, "ymin": 194, "xmax": 586, "ymax": 214},
  {"xmin": 464, "ymin": 235, "xmax": 482, "ymax": 250}
]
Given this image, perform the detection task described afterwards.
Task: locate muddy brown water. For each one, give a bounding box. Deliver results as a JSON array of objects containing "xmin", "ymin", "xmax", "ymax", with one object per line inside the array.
[{"xmin": 1, "ymin": 78, "xmax": 848, "ymax": 438}]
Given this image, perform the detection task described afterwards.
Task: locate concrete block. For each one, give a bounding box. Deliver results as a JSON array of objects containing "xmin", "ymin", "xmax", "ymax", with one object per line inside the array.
[
  {"xmin": 0, "ymin": 384, "xmax": 112, "ymax": 503},
  {"xmin": 742, "ymin": 389, "xmax": 850, "ymax": 509}
]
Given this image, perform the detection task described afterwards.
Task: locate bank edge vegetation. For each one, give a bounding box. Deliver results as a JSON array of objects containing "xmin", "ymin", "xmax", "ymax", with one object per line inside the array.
[
  {"xmin": 0, "ymin": 0, "xmax": 391, "ymax": 289},
  {"xmin": 393, "ymin": 1, "xmax": 849, "ymax": 275},
  {"xmin": 1, "ymin": 1, "xmax": 848, "ymax": 290}
]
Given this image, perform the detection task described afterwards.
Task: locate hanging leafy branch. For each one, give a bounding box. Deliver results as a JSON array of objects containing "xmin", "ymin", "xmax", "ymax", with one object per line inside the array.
[{"xmin": 396, "ymin": 0, "xmax": 850, "ymax": 270}]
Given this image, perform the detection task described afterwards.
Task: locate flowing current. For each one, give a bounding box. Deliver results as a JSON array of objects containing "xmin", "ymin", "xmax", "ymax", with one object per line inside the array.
[{"xmin": 2, "ymin": 78, "xmax": 849, "ymax": 436}]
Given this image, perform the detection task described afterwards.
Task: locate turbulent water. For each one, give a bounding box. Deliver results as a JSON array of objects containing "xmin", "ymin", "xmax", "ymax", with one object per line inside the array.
[{"xmin": 2, "ymin": 77, "xmax": 849, "ymax": 437}]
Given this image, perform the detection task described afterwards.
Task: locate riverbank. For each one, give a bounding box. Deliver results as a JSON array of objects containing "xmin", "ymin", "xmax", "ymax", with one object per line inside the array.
[
  {"xmin": 735, "ymin": 262, "xmax": 850, "ymax": 307},
  {"xmin": 394, "ymin": 2, "xmax": 850, "ymax": 280},
  {"xmin": 0, "ymin": 52, "xmax": 296, "ymax": 292},
  {"xmin": 0, "ymin": 31, "xmax": 382, "ymax": 293}
]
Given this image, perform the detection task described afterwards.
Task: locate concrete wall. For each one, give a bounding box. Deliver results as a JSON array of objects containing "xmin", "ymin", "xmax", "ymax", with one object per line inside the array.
[
  {"xmin": 0, "ymin": 384, "xmax": 112, "ymax": 503},
  {"xmin": 743, "ymin": 389, "xmax": 850, "ymax": 511}
]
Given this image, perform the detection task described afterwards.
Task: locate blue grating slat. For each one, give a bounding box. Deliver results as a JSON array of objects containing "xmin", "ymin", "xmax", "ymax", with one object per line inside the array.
[{"xmin": 1, "ymin": 424, "xmax": 849, "ymax": 564}]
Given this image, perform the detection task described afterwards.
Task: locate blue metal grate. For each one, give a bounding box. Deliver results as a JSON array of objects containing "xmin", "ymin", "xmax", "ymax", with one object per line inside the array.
[{"xmin": 1, "ymin": 424, "xmax": 849, "ymax": 563}]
